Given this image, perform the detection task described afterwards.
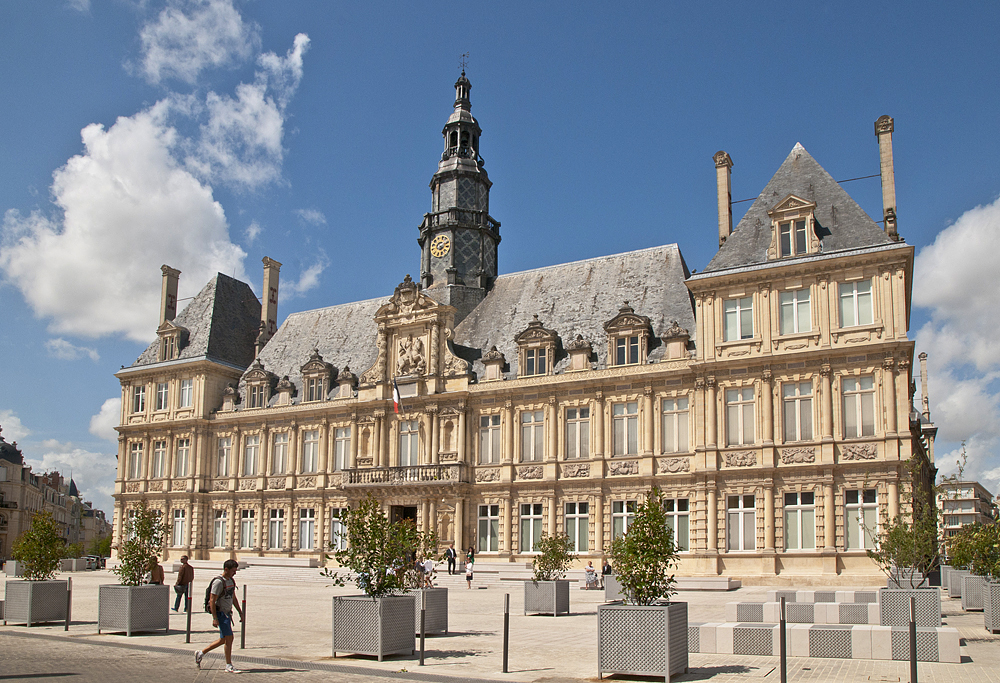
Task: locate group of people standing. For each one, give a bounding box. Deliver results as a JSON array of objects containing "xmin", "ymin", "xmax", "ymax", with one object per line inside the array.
[{"xmin": 443, "ymin": 543, "xmax": 477, "ymax": 589}]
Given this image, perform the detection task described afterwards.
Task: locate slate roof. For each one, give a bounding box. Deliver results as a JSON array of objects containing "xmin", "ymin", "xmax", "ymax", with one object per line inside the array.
[
  {"xmin": 133, "ymin": 273, "xmax": 260, "ymax": 369},
  {"xmin": 701, "ymin": 143, "xmax": 894, "ymax": 274},
  {"xmin": 0, "ymin": 434, "xmax": 23, "ymax": 465}
]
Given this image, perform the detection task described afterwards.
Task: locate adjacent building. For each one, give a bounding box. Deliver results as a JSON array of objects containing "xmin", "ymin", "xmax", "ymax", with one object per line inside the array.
[
  {"xmin": 112, "ymin": 74, "xmax": 935, "ymax": 583},
  {"xmin": 938, "ymin": 480, "xmax": 997, "ymax": 541}
]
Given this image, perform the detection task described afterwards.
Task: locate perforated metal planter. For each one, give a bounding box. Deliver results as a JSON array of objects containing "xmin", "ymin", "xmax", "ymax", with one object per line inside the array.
[
  {"xmin": 604, "ymin": 575, "xmax": 625, "ymax": 602},
  {"xmin": 948, "ymin": 569, "xmax": 971, "ymax": 598},
  {"xmin": 411, "ymin": 588, "xmax": 448, "ymax": 635},
  {"xmin": 98, "ymin": 585, "xmax": 170, "ymax": 636},
  {"xmin": 524, "ymin": 580, "xmax": 570, "ymax": 616},
  {"xmin": 598, "ymin": 601, "xmax": 688, "ymax": 683},
  {"xmin": 3, "ymin": 580, "xmax": 68, "ymax": 626},
  {"xmin": 332, "ymin": 595, "xmax": 416, "ymax": 661},
  {"xmin": 984, "ymin": 582, "xmax": 1000, "ymax": 634},
  {"xmin": 878, "ymin": 588, "xmax": 941, "ymax": 627},
  {"xmin": 4, "ymin": 561, "xmax": 23, "ymax": 577}
]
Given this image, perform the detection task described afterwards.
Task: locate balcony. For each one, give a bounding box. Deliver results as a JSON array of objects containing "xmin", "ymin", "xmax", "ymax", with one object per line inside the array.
[
  {"xmin": 420, "ymin": 208, "xmax": 499, "ymax": 234},
  {"xmin": 344, "ymin": 464, "xmax": 466, "ymax": 487}
]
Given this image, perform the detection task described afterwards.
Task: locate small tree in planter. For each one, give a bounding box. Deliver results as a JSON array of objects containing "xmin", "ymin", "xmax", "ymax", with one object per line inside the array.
[
  {"xmin": 6, "ymin": 511, "xmax": 69, "ymax": 626},
  {"xmin": 322, "ymin": 493, "xmax": 419, "ymax": 660},
  {"xmin": 599, "ymin": 487, "xmax": 686, "ymax": 682},
  {"xmin": 98, "ymin": 500, "xmax": 170, "ymax": 636},
  {"xmin": 524, "ymin": 532, "xmax": 574, "ymax": 616},
  {"xmin": 953, "ymin": 524, "xmax": 1000, "ymax": 629}
]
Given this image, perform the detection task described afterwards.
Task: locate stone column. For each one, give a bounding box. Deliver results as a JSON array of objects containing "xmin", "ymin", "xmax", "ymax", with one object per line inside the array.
[
  {"xmin": 883, "ymin": 358, "xmax": 897, "ymax": 435},
  {"xmin": 706, "ymin": 378, "xmax": 717, "ymax": 448},
  {"xmin": 288, "ymin": 423, "xmax": 298, "ymax": 475},
  {"xmin": 763, "ymin": 486, "xmax": 775, "ymax": 550},
  {"xmin": 373, "ymin": 413, "xmax": 383, "ymax": 468},
  {"xmin": 422, "ymin": 499, "xmax": 431, "ymax": 533},
  {"xmin": 503, "ymin": 400, "xmax": 514, "ymax": 463},
  {"xmin": 318, "ymin": 420, "xmax": 329, "ymax": 473},
  {"xmin": 823, "ymin": 482, "xmax": 835, "ymax": 549},
  {"xmin": 643, "ymin": 387, "xmax": 655, "ymax": 454},
  {"xmin": 707, "ymin": 486, "xmax": 718, "ymax": 551},
  {"xmin": 429, "ymin": 499, "xmax": 438, "ymax": 537},
  {"xmin": 502, "ymin": 497, "xmax": 512, "ymax": 555},
  {"xmin": 429, "ymin": 406, "xmax": 440, "ymax": 465},
  {"xmin": 382, "ymin": 414, "xmax": 391, "ymax": 468},
  {"xmin": 547, "ymin": 397, "xmax": 558, "ymax": 461},
  {"xmin": 547, "ymin": 495, "xmax": 557, "ymax": 535},
  {"xmin": 165, "ymin": 432, "xmax": 176, "ymax": 483},
  {"xmin": 457, "ymin": 402, "xmax": 467, "ymax": 463},
  {"xmin": 349, "ymin": 415, "xmax": 358, "ymax": 469},
  {"xmin": 820, "ymin": 364, "xmax": 833, "ymax": 441},
  {"xmin": 454, "ymin": 499, "xmax": 464, "ymax": 554},
  {"xmin": 593, "ymin": 392, "xmax": 605, "ymax": 458},
  {"xmin": 261, "ymin": 424, "xmax": 272, "ymax": 480},
  {"xmin": 141, "ymin": 433, "xmax": 151, "ymax": 480},
  {"xmin": 761, "ymin": 369, "xmax": 773, "ymax": 445},
  {"xmin": 193, "ymin": 428, "xmax": 204, "ymax": 479},
  {"xmin": 594, "ymin": 492, "xmax": 604, "ymax": 557},
  {"xmin": 887, "ymin": 480, "xmax": 899, "ymax": 520},
  {"xmin": 317, "ymin": 503, "xmax": 327, "ymax": 556}
]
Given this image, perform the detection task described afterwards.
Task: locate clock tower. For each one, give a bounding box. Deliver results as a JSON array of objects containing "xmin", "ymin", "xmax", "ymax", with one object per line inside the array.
[{"xmin": 419, "ymin": 71, "xmax": 500, "ymax": 323}]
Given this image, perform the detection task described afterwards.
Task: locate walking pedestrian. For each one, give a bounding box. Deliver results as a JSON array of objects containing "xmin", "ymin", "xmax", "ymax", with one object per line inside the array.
[
  {"xmin": 173, "ymin": 555, "xmax": 194, "ymax": 611},
  {"xmin": 147, "ymin": 558, "xmax": 165, "ymax": 585},
  {"xmin": 194, "ymin": 559, "xmax": 244, "ymax": 674},
  {"xmin": 465, "ymin": 557, "xmax": 474, "ymax": 589},
  {"xmin": 445, "ymin": 543, "xmax": 457, "ymax": 575},
  {"xmin": 423, "ymin": 556, "xmax": 434, "ymax": 587}
]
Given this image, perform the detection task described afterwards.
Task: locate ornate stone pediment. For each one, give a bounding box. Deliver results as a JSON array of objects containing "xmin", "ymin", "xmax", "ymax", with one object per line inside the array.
[
  {"xmin": 662, "ymin": 321, "xmax": 690, "ymax": 340},
  {"xmin": 565, "ymin": 335, "xmax": 592, "ymax": 351},
  {"xmin": 768, "ymin": 194, "xmax": 816, "ymax": 216},
  {"xmin": 376, "ymin": 275, "xmax": 443, "ymax": 319},
  {"xmin": 245, "ymin": 358, "xmax": 275, "ymax": 384},
  {"xmin": 603, "ymin": 301, "xmax": 652, "ymax": 335},
  {"xmin": 515, "ymin": 315, "xmax": 558, "ymax": 345},
  {"xmin": 300, "ymin": 349, "xmax": 332, "ymax": 377}
]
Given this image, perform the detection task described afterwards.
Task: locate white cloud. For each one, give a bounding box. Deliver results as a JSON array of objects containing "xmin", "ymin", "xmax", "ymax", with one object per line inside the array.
[
  {"xmin": 45, "ymin": 337, "xmax": 100, "ymax": 362},
  {"xmin": 295, "ymin": 208, "xmax": 326, "ymax": 225},
  {"xmin": 914, "ymin": 194, "xmax": 1000, "ymax": 488},
  {"xmin": 0, "ymin": 409, "xmax": 31, "ymax": 442},
  {"xmin": 282, "ymin": 253, "xmax": 328, "ymax": 299},
  {"xmin": 25, "ymin": 440, "xmax": 117, "ymax": 517},
  {"xmin": 138, "ymin": 0, "xmax": 260, "ymax": 86},
  {"xmin": 244, "ymin": 220, "xmax": 261, "ymax": 244},
  {"xmin": 66, "ymin": 0, "xmax": 90, "ymax": 12},
  {"xmin": 89, "ymin": 398, "xmax": 121, "ymax": 443}
]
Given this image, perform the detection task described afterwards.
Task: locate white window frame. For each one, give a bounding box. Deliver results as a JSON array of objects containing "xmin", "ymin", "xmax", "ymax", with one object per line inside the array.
[
  {"xmin": 151, "ymin": 440, "xmax": 166, "ymax": 479},
  {"xmin": 779, "ymin": 219, "xmax": 808, "ymax": 257},
  {"xmin": 240, "ymin": 509, "xmax": 255, "ymax": 550},
  {"xmin": 155, "ymin": 382, "xmax": 169, "ymax": 411},
  {"xmin": 179, "ymin": 379, "xmax": 193, "ymax": 408},
  {"xmin": 302, "ymin": 430, "xmax": 319, "ymax": 473},
  {"xmin": 399, "ymin": 420, "xmax": 419, "ymax": 467},
  {"xmin": 614, "ymin": 335, "xmax": 641, "ymax": 366},
  {"xmin": 845, "ymin": 488, "xmax": 878, "ymax": 550},
  {"xmin": 779, "ymin": 288, "xmax": 811, "ymax": 334},
  {"xmin": 243, "ymin": 434, "xmax": 259, "ymax": 476},
  {"xmin": 272, "ymin": 432, "xmax": 288, "ymax": 474},
  {"xmin": 523, "ymin": 348, "xmax": 547, "ymax": 376},
  {"xmin": 268, "ymin": 509, "xmax": 285, "ymax": 550},
  {"xmin": 519, "ymin": 503, "xmax": 544, "ymax": 552},
  {"xmin": 727, "ymin": 494, "xmax": 756, "ymax": 552},
  {"xmin": 172, "ymin": 509, "xmax": 186, "ymax": 547},
  {"xmin": 478, "ymin": 504, "xmax": 500, "ymax": 553},
  {"xmin": 128, "ymin": 442, "xmax": 143, "ymax": 479},
  {"xmin": 520, "ymin": 410, "xmax": 544, "ymax": 462},
  {"xmin": 479, "ymin": 415, "xmax": 501, "ymax": 464},
  {"xmin": 333, "ymin": 428, "xmax": 349, "ymax": 471},
  {"xmin": 249, "ymin": 384, "xmax": 266, "ymax": 409},
  {"xmin": 299, "ymin": 508, "xmax": 315, "ymax": 550},
  {"xmin": 782, "ymin": 382, "xmax": 813, "ymax": 442},
  {"xmin": 664, "ymin": 498, "xmax": 690, "ymax": 551},
  {"xmin": 838, "ymin": 280, "xmax": 873, "ymax": 328},
  {"xmin": 612, "ymin": 500, "xmax": 636, "ymax": 539},
  {"xmin": 132, "ymin": 386, "xmax": 145, "ymax": 414},
  {"xmin": 783, "ymin": 491, "xmax": 816, "ymax": 550},
  {"xmin": 565, "ymin": 501, "xmax": 589, "ymax": 552},
  {"xmin": 723, "ymin": 296, "xmax": 754, "ymax": 341},
  {"xmin": 217, "ymin": 436, "xmax": 231, "ymax": 477},
  {"xmin": 661, "ymin": 397, "xmax": 689, "ymax": 453},
  {"xmin": 565, "ymin": 407, "xmax": 590, "ymax": 459},
  {"xmin": 330, "ymin": 508, "xmax": 348, "ymax": 551},
  {"xmin": 213, "ymin": 510, "xmax": 227, "ymax": 548},
  {"xmin": 612, "ymin": 401, "xmax": 639, "ymax": 456},
  {"xmin": 725, "ymin": 387, "xmax": 755, "ymax": 446},
  {"xmin": 174, "ymin": 438, "xmax": 190, "ymax": 477},
  {"xmin": 842, "ymin": 376, "xmax": 876, "ymax": 438},
  {"xmin": 305, "ymin": 377, "xmax": 324, "ymax": 402}
]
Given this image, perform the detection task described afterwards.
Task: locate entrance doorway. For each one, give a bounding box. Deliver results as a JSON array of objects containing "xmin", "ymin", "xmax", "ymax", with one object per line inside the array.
[{"xmin": 390, "ymin": 506, "xmax": 418, "ymax": 524}]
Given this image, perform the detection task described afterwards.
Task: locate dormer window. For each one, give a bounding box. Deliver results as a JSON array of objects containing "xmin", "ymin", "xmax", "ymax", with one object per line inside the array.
[
  {"xmin": 615, "ymin": 336, "xmax": 639, "ymax": 365},
  {"xmin": 767, "ymin": 195, "xmax": 819, "ymax": 260},
  {"xmin": 603, "ymin": 302, "xmax": 652, "ymax": 367},
  {"xmin": 524, "ymin": 349, "xmax": 546, "ymax": 376},
  {"xmin": 249, "ymin": 385, "xmax": 267, "ymax": 409},
  {"xmin": 160, "ymin": 335, "xmax": 175, "ymax": 362},
  {"xmin": 300, "ymin": 348, "xmax": 332, "ymax": 403},
  {"xmin": 155, "ymin": 320, "xmax": 188, "ymax": 361},
  {"xmin": 243, "ymin": 359, "xmax": 275, "ymax": 410},
  {"xmin": 515, "ymin": 316, "xmax": 558, "ymax": 378}
]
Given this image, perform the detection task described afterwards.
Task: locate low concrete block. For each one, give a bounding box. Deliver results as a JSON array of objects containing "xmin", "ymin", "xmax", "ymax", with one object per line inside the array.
[
  {"xmin": 766, "ymin": 589, "xmax": 798, "ymax": 604},
  {"xmin": 763, "ymin": 602, "xmax": 779, "ymax": 623},
  {"xmin": 836, "ymin": 590, "xmax": 854, "ymax": 604},
  {"xmin": 796, "ymin": 590, "xmax": 816, "ymax": 603},
  {"xmin": 716, "ymin": 623, "xmax": 735, "ymax": 654},
  {"xmin": 851, "ymin": 624, "xmax": 873, "ymax": 659},
  {"xmin": 871, "ymin": 626, "xmax": 893, "ymax": 660},
  {"xmin": 812, "ymin": 602, "xmax": 832, "ymax": 624},
  {"xmin": 868, "ymin": 603, "xmax": 880, "ymax": 625},
  {"xmin": 789, "ymin": 624, "xmax": 810, "ymax": 657},
  {"xmin": 724, "ymin": 602, "xmax": 738, "ymax": 622},
  {"xmin": 698, "ymin": 622, "xmax": 721, "ymax": 653},
  {"xmin": 938, "ymin": 627, "xmax": 960, "ymax": 664}
]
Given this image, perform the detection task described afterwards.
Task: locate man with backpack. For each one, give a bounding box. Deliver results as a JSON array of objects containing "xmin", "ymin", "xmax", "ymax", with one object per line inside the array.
[{"xmin": 194, "ymin": 559, "xmax": 244, "ymax": 674}]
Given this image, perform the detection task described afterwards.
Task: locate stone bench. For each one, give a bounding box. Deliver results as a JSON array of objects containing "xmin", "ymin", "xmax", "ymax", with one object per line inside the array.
[
  {"xmin": 688, "ymin": 622, "xmax": 960, "ymax": 663},
  {"xmin": 677, "ymin": 576, "xmax": 741, "ymax": 591},
  {"xmin": 764, "ymin": 589, "xmax": 879, "ymax": 604},
  {"xmin": 726, "ymin": 601, "xmax": 881, "ymax": 625}
]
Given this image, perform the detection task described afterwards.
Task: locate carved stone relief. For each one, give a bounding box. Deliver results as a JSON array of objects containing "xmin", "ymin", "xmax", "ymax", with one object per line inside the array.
[
  {"xmin": 171, "ymin": 479, "xmax": 187, "ymax": 491},
  {"xmin": 475, "ymin": 468, "xmax": 501, "ymax": 483},
  {"xmin": 396, "ymin": 334, "xmax": 426, "ymax": 376},
  {"xmin": 147, "ymin": 480, "xmax": 163, "ymax": 491},
  {"xmin": 125, "ymin": 482, "xmax": 140, "ymax": 493},
  {"xmin": 517, "ymin": 465, "xmax": 544, "ymax": 480},
  {"xmin": 780, "ymin": 447, "xmax": 816, "ymax": 464},
  {"xmin": 267, "ymin": 477, "xmax": 285, "ymax": 490},
  {"xmin": 439, "ymin": 452, "xmax": 458, "ymax": 462},
  {"xmin": 239, "ymin": 479, "xmax": 257, "ymax": 491},
  {"xmin": 724, "ymin": 451, "xmax": 757, "ymax": 467},
  {"xmin": 212, "ymin": 479, "xmax": 228, "ymax": 491},
  {"xmin": 357, "ymin": 457, "xmax": 373, "ymax": 467},
  {"xmin": 841, "ymin": 443, "xmax": 878, "ymax": 460},
  {"xmin": 562, "ymin": 463, "xmax": 590, "ymax": 478},
  {"xmin": 298, "ymin": 476, "xmax": 317, "ymax": 488},
  {"xmin": 360, "ymin": 331, "xmax": 387, "ymax": 385},
  {"xmin": 657, "ymin": 457, "xmax": 691, "ymax": 474},
  {"xmin": 327, "ymin": 473, "xmax": 345, "ymax": 487},
  {"xmin": 608, "ymin": 460, "xmax": 639, "ymax": 476}
]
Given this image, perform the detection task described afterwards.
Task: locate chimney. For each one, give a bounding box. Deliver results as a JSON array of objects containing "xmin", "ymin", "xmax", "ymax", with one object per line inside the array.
[
  {"xmin": 159, "ymin": 265, "xmax": 180, "ymax": 324},
  {"xmin": 714, "ymin": 151, "xmax": 734, "ymax": 247},
  {"xmin": 918, "ymin": 351, "xmax": 931, "ymax": 422},
  {"xmin": 875, "ymin": 115, "xmax": 898, "ymax": 240},
  {"xmin": 261, "ymin": 256, "xmax": 282, "ymax": 343}
]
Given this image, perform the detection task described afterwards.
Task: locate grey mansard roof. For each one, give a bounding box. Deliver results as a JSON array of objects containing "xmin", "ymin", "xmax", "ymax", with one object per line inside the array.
[
  {"xmin": 133, "ymin": 273, "xmax": 260, "ymax": 369},
  {"xmin": 702, "ymin": 143, "xmax": 894, "ymax": 274}
]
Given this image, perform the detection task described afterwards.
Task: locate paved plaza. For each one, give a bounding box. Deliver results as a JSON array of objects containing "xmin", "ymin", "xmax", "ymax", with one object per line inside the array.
[{"xmin": 3, "ymin": 568, "xmax": 1000, "ymax": 682}]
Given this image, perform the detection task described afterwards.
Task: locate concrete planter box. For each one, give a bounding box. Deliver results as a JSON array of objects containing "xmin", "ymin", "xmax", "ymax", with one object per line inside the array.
[
  {"xmin": 948, "ymin": 569, "xmax": 971, "ymax": 598},
  {"xmin": 605, "ymin": 575, "xmax": 625, "ymax": 602},
  {"xmin": 4, "ymin": 560, "xmax": 22, "ymax": 577},
  {"xmin": 98, "ymin": 585, "xmax": 170, "ymax": 636},
  {"xmin": 962, "ymin": 575, "xmax": 988, "ymax": 611},
  {"xmin": 887, "ymin": 568, "xmax": 925, "ymax": 588},
  {"xmin": 332, "ymin": 595, "xmax": 415, "ymax": 661},
  {"xmin": 524, "ymin": 580, "xmax": 570, "ymax": 616},
  {"xmin": 599, "ymin": 601, "xmax": 688, "ymax": 682},
  {"xmin": 411, "ymin": 587, "xmax": 448, "ymax": 635},
  {"xmin": 4, "ymin": 580, "xmax": 68, "ymax": 626},
  {"xmin": 878, "ymin": 588, "xmax": 941, "ymax": 628},
  {"xmin": 984, "ymin": 582, "xmax": 1000, "ymax": 634}
]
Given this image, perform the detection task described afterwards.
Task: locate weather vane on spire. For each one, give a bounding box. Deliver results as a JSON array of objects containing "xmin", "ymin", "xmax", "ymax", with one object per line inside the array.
[{"xmin": 459, "ymin": 52, "xmax": 469, "ymax": 73}]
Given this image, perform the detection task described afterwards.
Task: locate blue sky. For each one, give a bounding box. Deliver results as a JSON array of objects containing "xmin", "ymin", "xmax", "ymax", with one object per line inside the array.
[{"xmin": 1, "ymin": 1, "xmax": 999, "ymax": 516}]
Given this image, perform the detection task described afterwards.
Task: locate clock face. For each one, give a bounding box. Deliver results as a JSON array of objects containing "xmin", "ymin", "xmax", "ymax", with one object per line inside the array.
[{"xmin": 430, "ymin": 234, "xmax": 451, "ymax": 258}]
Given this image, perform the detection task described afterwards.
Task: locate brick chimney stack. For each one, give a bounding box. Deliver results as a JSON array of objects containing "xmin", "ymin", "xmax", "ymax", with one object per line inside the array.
[
  {"xmin": 714, "ymin": 151, "xmax": 734, "ymax": 247},
  {"xmin": 159, "ymin": 265, "xmax": 180, "ymax": 324},
  {"xmin": 875, "ymin": 115, "xmax": 898, "ymax": 241},
  {"xmin": 918, "ymin": 352, "xmax": 931, "ymax": 422}
]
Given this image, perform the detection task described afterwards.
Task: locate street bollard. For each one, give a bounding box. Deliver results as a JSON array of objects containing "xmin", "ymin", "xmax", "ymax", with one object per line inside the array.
[
  {"xmin": 503, "ymin": 593, "xmax": 510, "ymax": 673},
  {"xmin": 240, "ymin": 585, "xmax": 247, "ymax": 650},
  {"xmin": 779, "ymin": 596, "xmax": 786, "ymax": 683},
  {"xmin": 909, "ymin": 596, "xmax": 917, "ymax": 683},
  {"xmin": 420, "ymin": 601, "xmax": 426, "ymax": 665},
  {"xmin": 185, "ymin": 583, "xmax": 193, "ymax": 644},
  {"xmin": 64, "ymin": 577, "xmax": 72, "ymax": 631}
]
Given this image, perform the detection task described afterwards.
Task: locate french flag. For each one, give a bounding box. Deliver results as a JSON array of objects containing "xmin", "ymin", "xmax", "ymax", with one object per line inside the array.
[{"xmin": 392, "ymin": 378, "xmax": 403, "ymax": 414}]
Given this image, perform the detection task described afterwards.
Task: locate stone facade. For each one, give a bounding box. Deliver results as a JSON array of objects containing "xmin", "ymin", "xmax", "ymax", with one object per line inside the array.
[{"xmin": 111, "ymin": 77, "xmax": 934, "ymax": 584}]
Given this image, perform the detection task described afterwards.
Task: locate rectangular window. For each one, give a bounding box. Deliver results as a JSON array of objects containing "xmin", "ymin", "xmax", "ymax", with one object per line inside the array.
[
  {"xmin": 172, "ymin": 509, "xmax": 186, "ymax": 546},
  {"xmin": 612, "ymin": 401, "xmax": 639, "ymax": 455},
  {"xmin": 299, "ymin": 508, "xmax": 315, "ymax": 550},
  {"xmin": 151, "ymin": 440, "xmax": 166, "ymax": 478},
  {"xmin": 333, "ymin": 428, "xmax": 349, "ymax": 471},
  {"xmin": 845, "ymin": 489, "xmax": 877, "ymax": 549},
  {"xmin": 782, "ymin": 382, "xmax": 813, "ymax": 442},
  {"xmin": 479, "ymin": 415, "xmax": 501, "ymax": 464},
  {"xmin": 302, "ymin": 430, "xmax": 319, "ymax": 473},
  {"xmin": 160, "ymin": 335, "xmax": 175, "ymax": 361},
  {"xmin": 839, "ymin": 280, "xmax": 873, "ymax": 327},
  {"xmin": 565, "ymin": 502, "xmax": 589, "ymax": 552},
  {"xmin": 179, "ymin": 379, "xmax": 193, "ymax": 408},
  {"xmin": 249, "ymin": 384, "xmax": 266, "ymax": 409},
  {"xmin": 330, "ymin": 508, "xmax": 348, "ymax": 551},
  {"xmin": 723, "ymin": 296, "xmax": 754, "ymax": 341},
  {"xmin": 128, "ymin": 442, "xmax": 143, "ymax": 479},
  {"xmin": 399, "ymin": 420, "xmax": 419, "ymax": 466},
  {"xmin": 217, "ymin": 436, "xmax": 231, "ymax": 477},
  {"xmin": 614, "ymin": 335, "xmax": 640, "ymax": 366},
  {"xmin": 155, "ymin": 382, "xmax": 169, "ymax": 411},
  {"xmin": 565, "ymin": 407, "xmax": 590, "ymax": 459},
  {"xmin": 727, "ymin": 494, "xmax": 756, "ymax": 551},
  {"xmin": 478, "ymin": 504, "xmax": 500, "ymax": 553},
  {"xmin": 783, "ymin": 492, "xmax": 816, "ymax": 550},
  {"xmin": 213, "ymin": 510, "xmax": 227, "ymax": 548},
  {"xmin": 725, "ymin": 388, "xmax": 755, "ymax": 446},
  {"xmin": 519, "ymin": 503, "xmax": 544, "ymax": 552},
  {"xmin": 243, "ymin": 434, "xmax": 259, "ymax": 476},
  {"xmin": 132, "ymin": 386, "xmax": 146, "ymax": 414},
  {"xmin": 779, "ymin": 220, "xmax": 808, "ymax": 257},
  {"xmin": 661, "ymin": 397, "xmax": 689, "ymax": 453},
  {"xmin": 175, "ymin": 438, "xmax": 190, "ymax": 477},
  {"xmin": 272, "ymin": 432, "xmax": 288, "ymax": 474},
  {"xmin": 612, "ymin": 500, "xmax": 636, "ymax": 539},
  {"xmin": 268, "ymin": 509, "xmax": 284, "ymax": 550},
  {"xmin": 659, "ymin": 498, "xmax": 689, "ymax": 552},
  {"xmin": 240, "ymin": 509, "xmax": 255, "ymax": 550},
  {"xmin": 306, "ymin": 377, "xmax": 324, "ymax": 402},
  {"xmin": 842, "ymin": 376, "xmax": 876, "ymax": 438},
  {"xmin": 520, "ymin": 410, "xmax": 544, "ymax": 462},
  {"xmin": 779, "ymin": 288, "xmax": 811, "ymax": 334},
  {"xmin": 524, "ymin": 348, "xmax": 546, "ymax": 376}
]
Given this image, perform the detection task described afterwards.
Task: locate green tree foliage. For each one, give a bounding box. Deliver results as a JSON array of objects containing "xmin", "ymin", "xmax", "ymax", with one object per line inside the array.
[
  {"xmin": 948, "ymin": 523, "xmax": 1000, "ymax": 579},
  {"xmin": 530, "ymin": 532, "xmax": 574, "ymax": 582},
  {"xmin": 87, "ymin": 535, "xmax": 112, "ymax": 558},
  {"xmin": 113, "ymin": 501, "xmax": 167, "ymax": 586},
  {"xmin": 947, "ymin": 523, "xmax": 978, "ymax": 570},
  {"xmin": 321, "ymin": 492, "xmax": 428, "ymax": 598},
  {"xmin": 11, "ymin": 511, "xmax": 64, "ymax": 581},
  {"xmin": 608, "ymin": 487, "xmax": 680, "ymax": 606},
  {"xmin": 867, "ymin": 512, "xmax": 939, "ymax": 587},
  {"xmin": 62, "ymin": 542, "xmax": 85, "ymax": 559}
]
